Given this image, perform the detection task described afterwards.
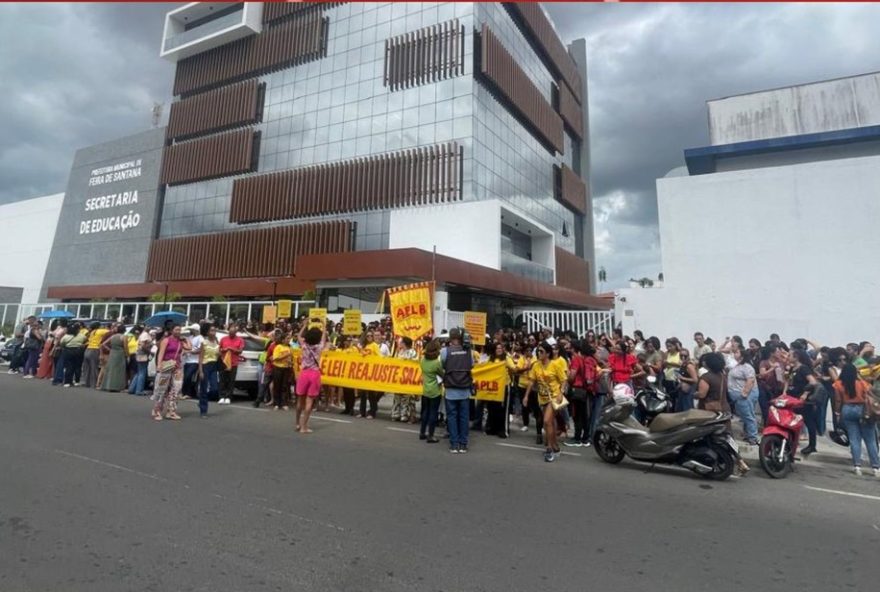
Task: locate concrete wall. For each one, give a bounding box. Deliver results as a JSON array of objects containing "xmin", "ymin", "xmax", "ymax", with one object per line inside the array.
[
  {"xmin": 41, "ymin": 128, "xmax": 165, "ymax": 298},
  {"xmin": 0, "ymin": 194, "xmax": 64, "ymax": 304},
  {"xmin": 617, "ymin": 154, "xmax": 880, "ymax": 346},
  {"xmin": 389, "ymin": 200, "xmax": 503, "ymax": 270},
  {"xmin": 708, "ymin": 71, "xmax": 880, "ymax": 145}
]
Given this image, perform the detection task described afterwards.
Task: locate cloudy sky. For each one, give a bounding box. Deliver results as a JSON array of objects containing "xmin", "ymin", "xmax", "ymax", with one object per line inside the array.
[{"xmin": 2, "ymin": 2, "xmax": 880, "ymax": 289}]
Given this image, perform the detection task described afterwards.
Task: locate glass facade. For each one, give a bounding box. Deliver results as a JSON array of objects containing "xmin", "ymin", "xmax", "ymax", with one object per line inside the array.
[{"xmin": 160, "ymin": 2, "xmax": 586, "ymax": 279}]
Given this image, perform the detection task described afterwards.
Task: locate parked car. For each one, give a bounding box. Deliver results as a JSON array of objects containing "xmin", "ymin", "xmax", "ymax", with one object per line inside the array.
[{"xmin": 124, "ymin": 326, "xmax": 267, "ymax": 399}]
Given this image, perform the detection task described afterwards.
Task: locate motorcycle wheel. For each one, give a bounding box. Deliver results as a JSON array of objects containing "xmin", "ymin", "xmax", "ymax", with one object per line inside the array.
[
  {"xmin": 592, "ymin": 429, "xmax": 625, "ymax": 464},
  {"xmin": 759, "ymin": 434, "xmax": 790, "ymax": 479},
  {"xmin": 704, "ymin": 443, "xmax": 735, "ymax": 481}
]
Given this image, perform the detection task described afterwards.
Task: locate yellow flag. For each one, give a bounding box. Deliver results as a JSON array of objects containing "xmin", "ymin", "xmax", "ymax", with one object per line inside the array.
[{"xmin": 387, "ymin": 281, "xmax": 433, "ymax": 340}]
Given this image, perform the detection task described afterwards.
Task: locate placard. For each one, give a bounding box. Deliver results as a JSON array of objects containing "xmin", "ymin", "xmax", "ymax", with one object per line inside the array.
[
  {"xmin": 343, "ymin": 309, "xmax": 363, "ymax": 336},
  {"xmin": 277, "ymin": 299, "xmax": 292, "ymax": 318},
  {"xmin": 463, "ymin": 311, "xmax": 487, "ymax": 345},
  {"xmin": 262, "ymin": 305, "xmax": 277, "ymax": 324},
  {"xmin": 308, "ymin": 307, "xmax": 327, "ymax": 330}
]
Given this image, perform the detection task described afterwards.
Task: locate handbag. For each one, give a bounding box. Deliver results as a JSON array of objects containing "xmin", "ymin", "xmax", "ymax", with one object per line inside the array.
[
  {"xmin": 568, "ymin": 387, "xmax": 588, "ymax": 403},
  {"xmin": 864, "ymin": 390, "xmax": 880, "ymax": 421},
  {"xmin": 550, "ymin": 392, "xmax": 569, "ymax": 411},
  {"xmin": 158, "ymin": 360, "xmax": 177, "ymax": 373},
  {"xmin": 702, "ymin": 374, "xmax": 726, "ymax": 412}
]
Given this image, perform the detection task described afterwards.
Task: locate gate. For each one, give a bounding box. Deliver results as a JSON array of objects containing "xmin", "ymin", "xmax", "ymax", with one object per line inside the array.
[{"xmin": 521, "ymin": 310, "xmax": 615, "ymax": 337}]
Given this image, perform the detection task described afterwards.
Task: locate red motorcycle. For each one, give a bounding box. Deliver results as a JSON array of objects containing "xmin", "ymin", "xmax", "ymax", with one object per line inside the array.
[{"xmin": 758, "ymin": 394, "xmax": 805, "ymax": 478}]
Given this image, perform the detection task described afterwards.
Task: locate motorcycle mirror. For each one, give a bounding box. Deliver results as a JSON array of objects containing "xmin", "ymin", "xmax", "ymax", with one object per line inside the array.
[{"xmin": 647, "ymin": 376, "xmax": 657, "ymax": 384}]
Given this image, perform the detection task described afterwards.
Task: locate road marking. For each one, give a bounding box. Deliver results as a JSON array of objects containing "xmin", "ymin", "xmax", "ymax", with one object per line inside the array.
[
  {"xmin": 496, "ymin": 442, "xmax": 582, "ymax": 457},
  {"xmin": 54, "ymin": 449, "xmax": 346, "ymax": 532},
  {"xmin": 387, "ymin": 426, "xmax": 421, "ymax": 434},
  {"xmin": 196, "ymin": 403, "xmax": 353, "ymax": 423},
  {"xmin": 804, "ymin": 485, "xmax": 880, "ymax": 502},
  {"xmin": 54, "ymin": 449, "xmax": 168, "ymax": 482},
  {"xmin": 311, "ymin": 415, "xmax": 353, "ymax": 424}
]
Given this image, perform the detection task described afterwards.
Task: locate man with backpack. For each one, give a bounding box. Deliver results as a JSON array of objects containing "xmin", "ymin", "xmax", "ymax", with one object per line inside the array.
[{"xmin": 442, "ymin": 328, "xmax": 474, "ymax": 454}]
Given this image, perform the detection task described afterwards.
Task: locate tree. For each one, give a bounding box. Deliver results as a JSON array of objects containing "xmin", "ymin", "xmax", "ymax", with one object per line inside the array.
[
  {"xmin": 658, "ymin": 272, "xmax": 664, "ymax": 282},
  {"xmin": 598, "ymin": 267, "xmax": 607, "ymax": 283},
  {"xmin": 148, "ymin": 291, "xmax": 181, "ymax": 303}
]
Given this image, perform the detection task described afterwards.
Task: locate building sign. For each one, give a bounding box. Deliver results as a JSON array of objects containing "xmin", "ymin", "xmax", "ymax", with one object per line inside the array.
[{"xmin": 41, "ymin": 128, "xmax": 166, "ymax": 296}]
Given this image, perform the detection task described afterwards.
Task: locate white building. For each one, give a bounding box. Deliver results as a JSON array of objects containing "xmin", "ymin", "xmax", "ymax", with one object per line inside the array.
[
  {"xmin": 616, "ymin": 72, "xmax": 880, "ymax": 346},
  {"xmin": 0, "ymin": 193, "xmax": 64, "ymax": 310}
]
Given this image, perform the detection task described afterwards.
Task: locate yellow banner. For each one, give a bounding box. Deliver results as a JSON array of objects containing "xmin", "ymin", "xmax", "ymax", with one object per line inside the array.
[
  {"xmin": 472, "ymin": 360, "xmax": 508, "ymax": 402},
  {"xmin": 292, "ymin": 350, "xmax": 507, "ymax": 401},
  {"xmin": 387, "ymin": 281, "xmax": 433, "ymax": 340},
  {"xmin": 262, "ymin": 305, "xmax": 277, "ymax": 324},
  {"xmin": 277, "ymin": 300, "xmax": 292, "ymax": 318},
  {"xmin": 343, "ymin": 309, "xmax": 362, "ymax": 336},
  {"xmin": 308, "ymin": 308, "xmax": 327, "ymax": 330},
  {"xmin": 463, "ymin": 311, "xmax": 487, "ymax": 345}
]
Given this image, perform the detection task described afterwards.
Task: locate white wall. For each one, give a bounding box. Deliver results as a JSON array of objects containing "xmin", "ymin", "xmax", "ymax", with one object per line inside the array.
[
  {"xmin": 708, "ymin": 71, "xmax": 880, "ymax": 144},
  {"xmin": 619, "ymin": 155, "xmax": 880, "ymax": 345},
  {"xmin": 389, "ymin": 200, "xmax": 502, "ymax": 270},
  {"xmin": 0, "ymin": 194, "xmax": 64, "ymax": 304}
]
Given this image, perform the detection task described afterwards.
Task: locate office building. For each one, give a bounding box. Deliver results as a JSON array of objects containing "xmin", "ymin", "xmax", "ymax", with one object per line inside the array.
[{"xmin": 42, "ymin": 2, "xmax": 604, "ymax": 322}]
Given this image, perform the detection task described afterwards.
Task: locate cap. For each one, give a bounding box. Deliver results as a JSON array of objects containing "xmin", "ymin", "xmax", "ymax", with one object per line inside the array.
[{"xmin": 189, "ymin": 323, "xmax": 201, "ymax": 332}]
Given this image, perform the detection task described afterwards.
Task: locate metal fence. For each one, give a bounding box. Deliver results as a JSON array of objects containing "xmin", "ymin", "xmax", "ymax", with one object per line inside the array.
[
  {"xmin": 522, "ymin": 310, "xmax": 615, "ymax": 337},
  {"xmin": 0, "ymin": 300, "xmax": 315, "ymax": 331}
]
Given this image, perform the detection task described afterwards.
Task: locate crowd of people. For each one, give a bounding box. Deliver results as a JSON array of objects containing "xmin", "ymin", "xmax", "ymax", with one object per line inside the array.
[{"xmin": 6, "ymin": 314, "xmax": 880, "ymax": 475}]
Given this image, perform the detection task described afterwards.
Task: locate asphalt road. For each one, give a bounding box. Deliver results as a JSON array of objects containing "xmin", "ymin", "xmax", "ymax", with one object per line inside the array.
[{"xmin": 2, "ymin": 373, "xmax": 879, "ymax": 592}]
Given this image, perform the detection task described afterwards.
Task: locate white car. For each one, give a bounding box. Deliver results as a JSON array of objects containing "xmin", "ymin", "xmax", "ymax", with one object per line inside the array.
[{"xmin": 125, "ymin": 327, "xmax": 268, "ymax": 399}]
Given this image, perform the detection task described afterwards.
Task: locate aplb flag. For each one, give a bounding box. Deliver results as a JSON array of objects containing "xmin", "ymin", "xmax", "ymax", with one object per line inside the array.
[{"xmin": 387, "ymin": 281, "xmax": 433, "ymax": 340}]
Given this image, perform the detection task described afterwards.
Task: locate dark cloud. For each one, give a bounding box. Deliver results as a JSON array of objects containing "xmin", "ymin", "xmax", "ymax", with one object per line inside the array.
[
  {"xmin": 546, "ymin": 2, "xmax": 880, "ymax": 289},
  {"xmin": 2, "ymin": 3, "xmax": 880, "ymax": 291},
  {"xmin": 0, "ymin": 3, "xmax": 174, "ymax": 205}
]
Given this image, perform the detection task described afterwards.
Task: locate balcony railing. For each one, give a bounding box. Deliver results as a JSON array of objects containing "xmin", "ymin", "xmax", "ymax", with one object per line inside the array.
[{"xmin": 501, "ymin": 251, "xmax": 555, "ymax": 284}]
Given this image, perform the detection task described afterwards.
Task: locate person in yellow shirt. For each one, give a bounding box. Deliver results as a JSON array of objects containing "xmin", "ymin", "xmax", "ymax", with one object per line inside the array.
[
  {"xmin": 82, "ymin": 322, "xmax": 108, "ymax": 388},
  {"xmin": 271, "ymin": 332, "xmax": 293, "ymax": 410},
  {"xmin": 358, "ymin": 331, "xmax": 382, "ymax": 418},
  {"xmin": 513, "ymin": 344, "xmax": 538, "ymax": 438},
  {"xmin": 523, "ymin": 342, "xmax": 568, "ymax": 462},
  {"xmin": 337, "ymin": 336, "xmax": 361, "ymax": 416},
  {"xmin": 485, "ymin": 342, "xmax": 516, "ymax": 438},
  {"xmin": 126, "ymin": 328, "xmax": 139, "ymax": 385}
]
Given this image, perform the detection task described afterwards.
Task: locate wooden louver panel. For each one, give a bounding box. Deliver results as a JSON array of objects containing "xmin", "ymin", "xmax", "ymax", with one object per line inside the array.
[
  {"xmin": 173, "ymin": 12, "xmax": 327, "ymax": 97},
  {"xmin": 262, "ymin": 2, "xmax": 345, "ymax": 25},
  {"xmin": 555, "ymin": 246, "xmax": 591, "ymax": 293},
  {"xmin": 230, "ymin": 142, "xmax": 463, "ymax": 224},
  {"xmin": 556, "ymin": 81, "xmax": 583, "ymax": 140},
  {"xmin": 554, "ymin": 164, "xmax": 587, "ymax": 216},
  {"xmin": 166, "ymin": 80, "xmax": 264, "ymax": 141},
  {"xmin": 477, "ymin": 25, "xmax": 564, "ymax": 155},
  {"xmin": 160, "ymin": 128, "xmax": 258, "ymax": 186},
  {"xmin": 384, "ymin": 19, "xmax": 465, "ymax": 91},
  {"xmin": 503, "ymin": 2, "xmax": 583, "ymax": 104},
  {"xmin": 146, "ymin": 221, "xmax": 353, "ymax": 281}
]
